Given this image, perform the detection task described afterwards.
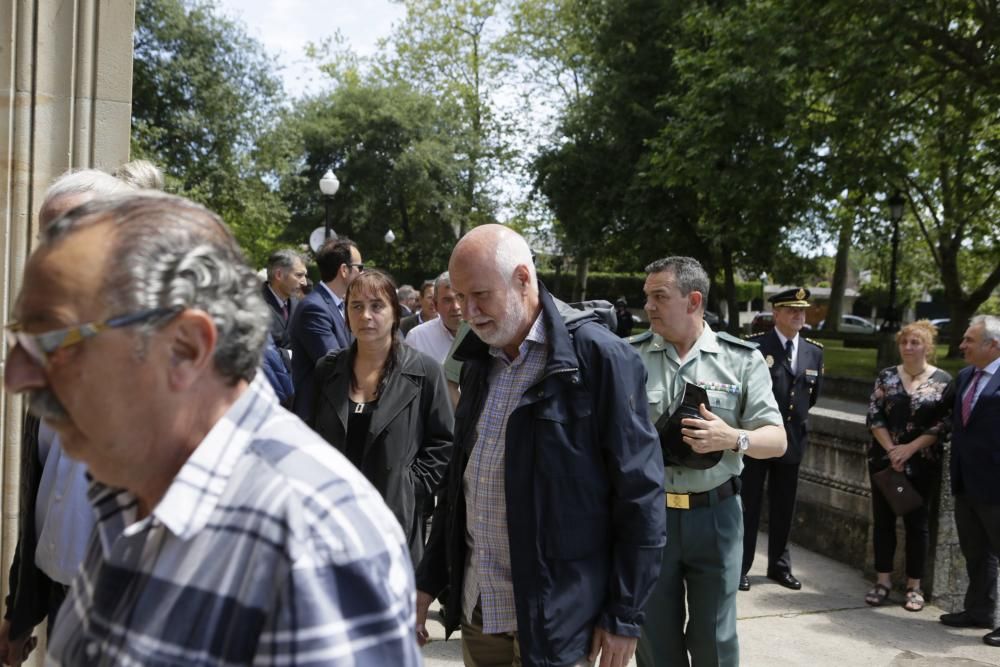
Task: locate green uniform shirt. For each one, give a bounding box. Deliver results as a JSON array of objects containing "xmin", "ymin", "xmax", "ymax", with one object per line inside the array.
[{"xmin": 631, "ymin": 325, "xmax": 783, "ymax": 493}]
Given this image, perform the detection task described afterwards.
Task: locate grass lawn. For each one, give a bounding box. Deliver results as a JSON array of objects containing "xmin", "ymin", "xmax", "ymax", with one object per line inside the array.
[{"xmin": 820, "ymin": 339, "xmax": 967, "ymax": 379}]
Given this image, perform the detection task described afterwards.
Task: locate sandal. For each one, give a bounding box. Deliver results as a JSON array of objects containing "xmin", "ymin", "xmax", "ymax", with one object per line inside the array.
[
  {"xmin": 903, "ymin": 588, "xmax": 925, "ymax": 612},
  {"xmin": 865, "ymin": 583, "xmax": 890, "ymax": 606}
]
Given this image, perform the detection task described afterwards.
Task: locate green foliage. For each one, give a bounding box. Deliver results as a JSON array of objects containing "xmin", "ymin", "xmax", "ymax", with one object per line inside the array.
[
  {"xmin": 279, "ymin": 77, "xmax": 464, "ymax": 277},
  {"xmin": 538, "ymin": 270, "xmax": 646, "ymax": 305},
  {"xmin": 132, "ymin": 0, "xmax": 292, "ymax": 266}
]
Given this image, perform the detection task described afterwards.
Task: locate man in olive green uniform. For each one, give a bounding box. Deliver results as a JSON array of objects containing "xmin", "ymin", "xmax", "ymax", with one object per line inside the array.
[{"xmin": 633, "ymin": 257, "xmax": 786, "ymax": 667}]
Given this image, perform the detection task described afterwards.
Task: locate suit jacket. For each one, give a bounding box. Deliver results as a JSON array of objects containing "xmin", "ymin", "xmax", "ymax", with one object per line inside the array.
[
  {"xmin": 289, "ymin": 286, "xmax": 351, "ymax": 422},
  {"xmin": 751, "ymin": 330, "xmax": 824, "ymax": 465},
  {"xmin": 260, "ymin": 282, "xmax": 299, "ymax": 351},
  {"xmin": 311, "ymin": 345, "xmax": 454, "ymax": 564},
  {"xmin": 950, "ymin": 364, "xmax": 1000, "ymax": 503}
]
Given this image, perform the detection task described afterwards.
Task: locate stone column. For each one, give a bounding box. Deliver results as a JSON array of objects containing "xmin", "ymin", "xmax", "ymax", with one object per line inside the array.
[{"xmin": 0, "ymin": 0, "xmax": 134, "ymax": 660}]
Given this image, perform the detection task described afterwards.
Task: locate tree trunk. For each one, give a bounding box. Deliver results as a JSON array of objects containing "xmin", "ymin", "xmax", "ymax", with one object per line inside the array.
[
  {"xmin": 722, "ymin": 248, "xmax": 739, "ymax": 334},
  {"xmin": 827, "ymin": 215, "xmax": 854, "ymax": 333},
  {"xmin": 574, "ymin": 255, "xmax": 589, "ymax": 302}
]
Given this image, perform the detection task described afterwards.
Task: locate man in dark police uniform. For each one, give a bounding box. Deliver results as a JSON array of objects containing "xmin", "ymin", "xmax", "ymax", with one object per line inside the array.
[{"xmin": 741, "ymin": 287, "xmax": 824, "ymax": 591}]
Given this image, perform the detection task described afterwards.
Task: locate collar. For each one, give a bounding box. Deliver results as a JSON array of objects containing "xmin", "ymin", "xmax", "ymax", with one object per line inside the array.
[
  {"xmin": 318, "ymin": 280, "xmax": 343, "ymax": 308},
  {"xmin": 90, "ymin": 376, "xmax": 277, "ymax": 543},
  {"xmin": 266, "ymin": 284, "xmax": 288, "ymax": 307},
  {"xmin": 979, "ymin": 356, "xmax": 1000, "ymax": 376},
  {"xmin": 436, "ymin": 316, "xmax": 457, "ymax": 340},
  {"xmin": 774, "ymin": 328, "xmax": 798, "ymax": 348},
  {"xmin": 489, "ymin": 311, "xmax": 547, "ymax": 365},
  {"xmin": 649, "ymin": 324, "xmax": 718, "ymax": 363}
]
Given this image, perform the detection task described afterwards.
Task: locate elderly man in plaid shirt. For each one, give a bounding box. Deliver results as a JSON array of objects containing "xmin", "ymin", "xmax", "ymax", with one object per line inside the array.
[{"xmin": 3, "ymin": 193, "xmax": 419, "ymax": 666}]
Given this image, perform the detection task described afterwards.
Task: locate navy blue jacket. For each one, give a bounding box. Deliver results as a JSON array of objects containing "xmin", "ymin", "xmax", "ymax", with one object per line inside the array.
[
  {"xmin": 415, "ymin": 284, "xmax": 665, "ymax": 667},
  {"xmin": 950, "ymin": 364, "xmax": 1000, "ymax": 503},
  {"xmin": 261, "ymin": 339, "xmax": 294, "ymax": 407},
  {"xmin": 289, "ymin": 285, "xmax": 351, "ymax": 422},
  {"xmin": 748, "ymin": 330, "xmax": 824, "ymax": 465}
]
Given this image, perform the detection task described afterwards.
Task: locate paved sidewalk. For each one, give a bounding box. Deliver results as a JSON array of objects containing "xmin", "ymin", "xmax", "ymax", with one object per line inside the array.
[{"xmin": 421, "ymin": 533, "xmax": 1000, "ymax": 666}]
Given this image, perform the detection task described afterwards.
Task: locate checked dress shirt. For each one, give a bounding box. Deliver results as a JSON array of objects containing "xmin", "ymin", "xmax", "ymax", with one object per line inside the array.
[{"xmin": 47, "ymin": 376, "xmax": 419, "ymax": 667}]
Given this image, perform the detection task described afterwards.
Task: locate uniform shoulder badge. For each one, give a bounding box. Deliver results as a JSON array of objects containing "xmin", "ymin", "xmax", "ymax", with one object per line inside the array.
[
  {"xmin": 804, "ymin": 336, "xmax": 824, "ymax": 349},
  {"xmin": 744, "ymin": 331, "xmax": 766, "ymax": 340},
  {"xmin": 627, "ymin": 330, "xmax": 653, "ymax": 345},
  {"xmin": 716, "ymin": 331, "xmax": 758, "ymax": 350}
]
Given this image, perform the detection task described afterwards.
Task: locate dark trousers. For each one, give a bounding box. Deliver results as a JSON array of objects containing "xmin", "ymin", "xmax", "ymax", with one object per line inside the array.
[
  {"xmin": 637, "ymin": 492, "xmax": 741, "ymax": 667},
  {"xmin": 741, "ymin": 457, "xmax": 798, "ymax": 576},
  {"xmin": 869, "ymin": 459, "xmax": 937, "ymax": 578},
  {"xmin": 954, "ymin": 494, "xmax": 1000, "ymax": 624}
]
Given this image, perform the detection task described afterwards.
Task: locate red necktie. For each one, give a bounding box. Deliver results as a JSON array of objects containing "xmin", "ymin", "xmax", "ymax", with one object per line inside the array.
[{"xmin": 962, "ymin": 370, "xmax": 984, "ymax": 426}]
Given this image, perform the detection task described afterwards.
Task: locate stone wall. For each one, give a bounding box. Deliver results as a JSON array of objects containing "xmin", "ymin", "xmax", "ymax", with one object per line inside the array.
[{"xmin": 1, "ymin": 2, "xmax": 135, "ymax": 663}]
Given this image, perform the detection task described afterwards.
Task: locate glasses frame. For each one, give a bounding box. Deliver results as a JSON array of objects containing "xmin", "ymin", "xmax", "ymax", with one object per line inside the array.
[
  {"xmin": 6, "ymin": 306, "xmax": 183, "ymax": 368},
  {"xmin": 348, "ymin": 262, "xmax": 365, "ymax": 272}
]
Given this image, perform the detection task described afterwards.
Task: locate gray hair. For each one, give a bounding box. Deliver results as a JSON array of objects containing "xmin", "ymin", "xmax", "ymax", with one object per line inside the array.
[
  {"xmin": 46, "ymin": 192, "xmax": 269, "ymax": 384},
  {"xmin": 112, "ymin": 159, "xmax": 165, "ymax": 190},
  {"xmin": 971, "ymin": 315, "xmax": 1000, "ymax": 344},
  {"xmin": 433, "ymin": 272, "xmax": 451, "ymax": 300},
  {"xmin": 44, "ymin": 168, "xmax": 134, "ymax": 204},
  {"xmin": 644, "ymin": 256, "xmax": 710, "ymax": 303},
  {"xmin": 494, "ymin": 231, "xmax": 536, "ymax": 285},
  {"xmin": 265, "ymin": 248, "xmax": 304, "ymax": 281},
  {"xmin": 397, "ymin": 284, "xmax": 417, "ymax": 301}
]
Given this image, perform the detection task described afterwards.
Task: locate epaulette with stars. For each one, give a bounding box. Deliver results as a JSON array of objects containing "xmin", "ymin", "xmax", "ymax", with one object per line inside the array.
[{"xmin": 803, "ymin": 336, "xmax": 824, "ymax": 349}]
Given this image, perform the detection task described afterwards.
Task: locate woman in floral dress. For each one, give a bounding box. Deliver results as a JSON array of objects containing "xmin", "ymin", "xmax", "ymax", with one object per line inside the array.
[{"xmin": 864, "ymin": 320, "xmax": 953, "ymax": 612}]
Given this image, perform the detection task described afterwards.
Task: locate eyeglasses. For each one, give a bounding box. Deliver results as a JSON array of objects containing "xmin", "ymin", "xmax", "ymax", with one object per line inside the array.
[
  {"xmin": 5, "ymin": 306, "xmax": 182, "ymax": 368},
  {"xmin": 349, "ymin": 263, "xmax": 365, "ymax": 272}
]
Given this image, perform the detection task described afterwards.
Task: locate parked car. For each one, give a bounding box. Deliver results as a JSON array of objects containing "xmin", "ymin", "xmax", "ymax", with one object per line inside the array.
[
  {"xmin": 930, "ymin": 318, "xmax": 951, "ymax": 331},
  {"xmin": 818, "ymin": 314, "xmax": 877, "ymax": 334},
  {"xmin": 704, "ymin": 311, "xmax": 728, "ymax": 332}
]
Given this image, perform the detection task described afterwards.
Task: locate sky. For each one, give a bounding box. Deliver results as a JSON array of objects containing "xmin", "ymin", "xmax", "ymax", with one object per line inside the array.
[{"xmin": 213, "ymin": 0, "xmax": 405, "ymax": 97}]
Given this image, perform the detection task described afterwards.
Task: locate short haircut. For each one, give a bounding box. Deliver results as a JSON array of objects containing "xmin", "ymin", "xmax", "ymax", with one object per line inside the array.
[
  {"xmin": 265, "ymin": 248, "xmax": 304, "ymax": 281},
  {"xmin": 46, "ymin": 192, "xmax": 270, "ymax": 384},
  {"xmin": 397, "ymin": 284, "xmax": 417, "ymax": 301},
  {"xmin": 896, "ymin": 320, "xmax": 938, "ymax": 362},
  {"xmin": 644, "ymin": 256, "xmax": 710, "ymax": 302},
  {"xmin": 971, "ymin": 314, "xmax": 1000, "ymax": 344},
  {"xmin": 344, "ymin": 270, "xmax": 402, "ymax": 398},
  {"xmin": 433, "ymin": 272, "xmax": 451, "ymax": 300},
  {"xmin": 112, "ymin": 160, "xmax": 165, "ymax": 190},
  {"xmin": 316, "ymin": 238, "xmax": 357, "ymax": 283},
  {"xmin": 419, "ymin": 279, "xmax": 435, "ymax": 298}
]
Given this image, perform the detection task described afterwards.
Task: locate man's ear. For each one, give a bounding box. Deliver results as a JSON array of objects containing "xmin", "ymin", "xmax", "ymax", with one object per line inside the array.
[
  {"xmin": 687, "ymin": 290, "xmax": 704, "ymax": 313},
  {"xmin": 166, "ymin": 309, "xmax": 217, "ymax": 390},
  {"xmin": 512, "ymin": 265, "xmax": 531, "ymax": 292}
]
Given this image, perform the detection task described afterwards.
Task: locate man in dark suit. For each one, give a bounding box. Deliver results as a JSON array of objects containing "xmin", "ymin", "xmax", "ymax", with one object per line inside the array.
[
  {"xmin": 261, "ymin": 249, "xmax": 306, "ymax": 352},
  {"xmin": 289, "ymin": 238, "xmax": 363, "ymax": 422},
  {"xmin": 741, "ymin": 288, "xmax": 824, "ymax": 591},
  {"xmin": 940, "ymin": 315, "xmax": 1000, "ymax": 646}
]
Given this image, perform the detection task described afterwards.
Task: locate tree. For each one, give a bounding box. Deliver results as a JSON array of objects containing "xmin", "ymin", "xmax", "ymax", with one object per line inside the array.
[
  {"xmin": 132, "ymin": 0, "xmax": 292, "ymax": 266},
  {"xmin": 280, "ymin": 78, "xmax": 465, "ymax": 280},
  {"xmin": 377, "ymin": 0, "xmax": 519, "ymax": 238}
]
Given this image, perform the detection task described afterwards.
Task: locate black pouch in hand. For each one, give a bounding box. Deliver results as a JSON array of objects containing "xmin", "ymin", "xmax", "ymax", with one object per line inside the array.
[{"xmin": 654, "ymin": 382, "xmax": 723, "ymax": 470}]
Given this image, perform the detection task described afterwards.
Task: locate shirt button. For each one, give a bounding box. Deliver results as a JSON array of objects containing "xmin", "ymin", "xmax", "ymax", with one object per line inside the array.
[{"xmin": 86, "ymin": 642, "xmax": 99, "ymax": 658}]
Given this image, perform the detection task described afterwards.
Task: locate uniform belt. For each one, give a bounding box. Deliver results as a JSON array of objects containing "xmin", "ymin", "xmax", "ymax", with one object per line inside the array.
[{"xmin": 665, "ymin": 477, "xmax": 740, "ymax": 510}]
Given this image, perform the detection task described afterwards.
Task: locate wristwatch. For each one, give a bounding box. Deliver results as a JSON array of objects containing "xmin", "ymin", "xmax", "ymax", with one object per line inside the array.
[{"xmin": 734, "ymin": 430, "xmax": 750, "ymax": 453}]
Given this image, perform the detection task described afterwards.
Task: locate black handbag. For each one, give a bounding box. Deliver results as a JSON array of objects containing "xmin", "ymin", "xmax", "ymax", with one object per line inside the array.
[
  {"xmin": 654, "ymin": 383, "xmax": 723, "ymax": 470},
  {"xmin": 871, "ymin": 466, "xmax": 923, "ymax": 516}
]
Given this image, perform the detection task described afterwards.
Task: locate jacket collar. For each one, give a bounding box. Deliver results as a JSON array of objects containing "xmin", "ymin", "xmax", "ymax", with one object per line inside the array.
[
  {"xmin": 453, "ymin": 281, "xmax": 587, "ymax": 376},
  {"xmin": 318, "ymin": 346, "xmax": 428, "ymax": 445}
]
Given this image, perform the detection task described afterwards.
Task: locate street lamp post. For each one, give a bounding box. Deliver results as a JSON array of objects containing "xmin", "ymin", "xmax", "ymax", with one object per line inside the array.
[
  {"xmin": 384, "ymin": 229, "xmax": 396, "ymax": 270},
  {"xmin": 319, "ymin": 169, "xmax": 340, "ymax": 240},
  {"xmin": 885, "ymin": 191, "xmax": 905, "ymax": 332}
]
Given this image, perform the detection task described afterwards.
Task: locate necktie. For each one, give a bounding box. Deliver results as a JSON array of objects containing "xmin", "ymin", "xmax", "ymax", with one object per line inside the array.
[
  {"xmin": 785, "ymin": 339, "xmax": 794, "ymax": 369},
  {"xmin": 962, "ymin": 370, "xmax": 984, "ymax": 426},
  {"xmin": 281, "ymin": 300, "xmax": 289, "ymax": 321}
]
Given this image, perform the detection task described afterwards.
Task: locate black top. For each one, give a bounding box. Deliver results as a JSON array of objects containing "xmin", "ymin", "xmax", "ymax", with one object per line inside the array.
[
  {"xmin": 345, "ymin": 398, "xmax": 377, "ymax": 468},
  {"xmin": 866, "ymin": 366, "xmax": 953, "ymax": 466}
]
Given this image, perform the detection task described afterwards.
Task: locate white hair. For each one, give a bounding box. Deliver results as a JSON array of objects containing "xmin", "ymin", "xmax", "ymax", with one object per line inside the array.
[
  {"xmin": 494, "ymin": 230, "xmax": 536, "ymax": 286},
  {"xmin": 971, "ymin": 314, "xmax": 1000, "ymax": 343}
]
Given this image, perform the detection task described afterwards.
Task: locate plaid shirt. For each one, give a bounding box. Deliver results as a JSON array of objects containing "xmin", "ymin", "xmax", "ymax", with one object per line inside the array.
[
  {"xmin": 462, "ymin": 315, "xmax": 548, "ymax": 634},
  {"xmin": 47, "ymin": 376, "xmax": 419, "ymax": 666}
]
